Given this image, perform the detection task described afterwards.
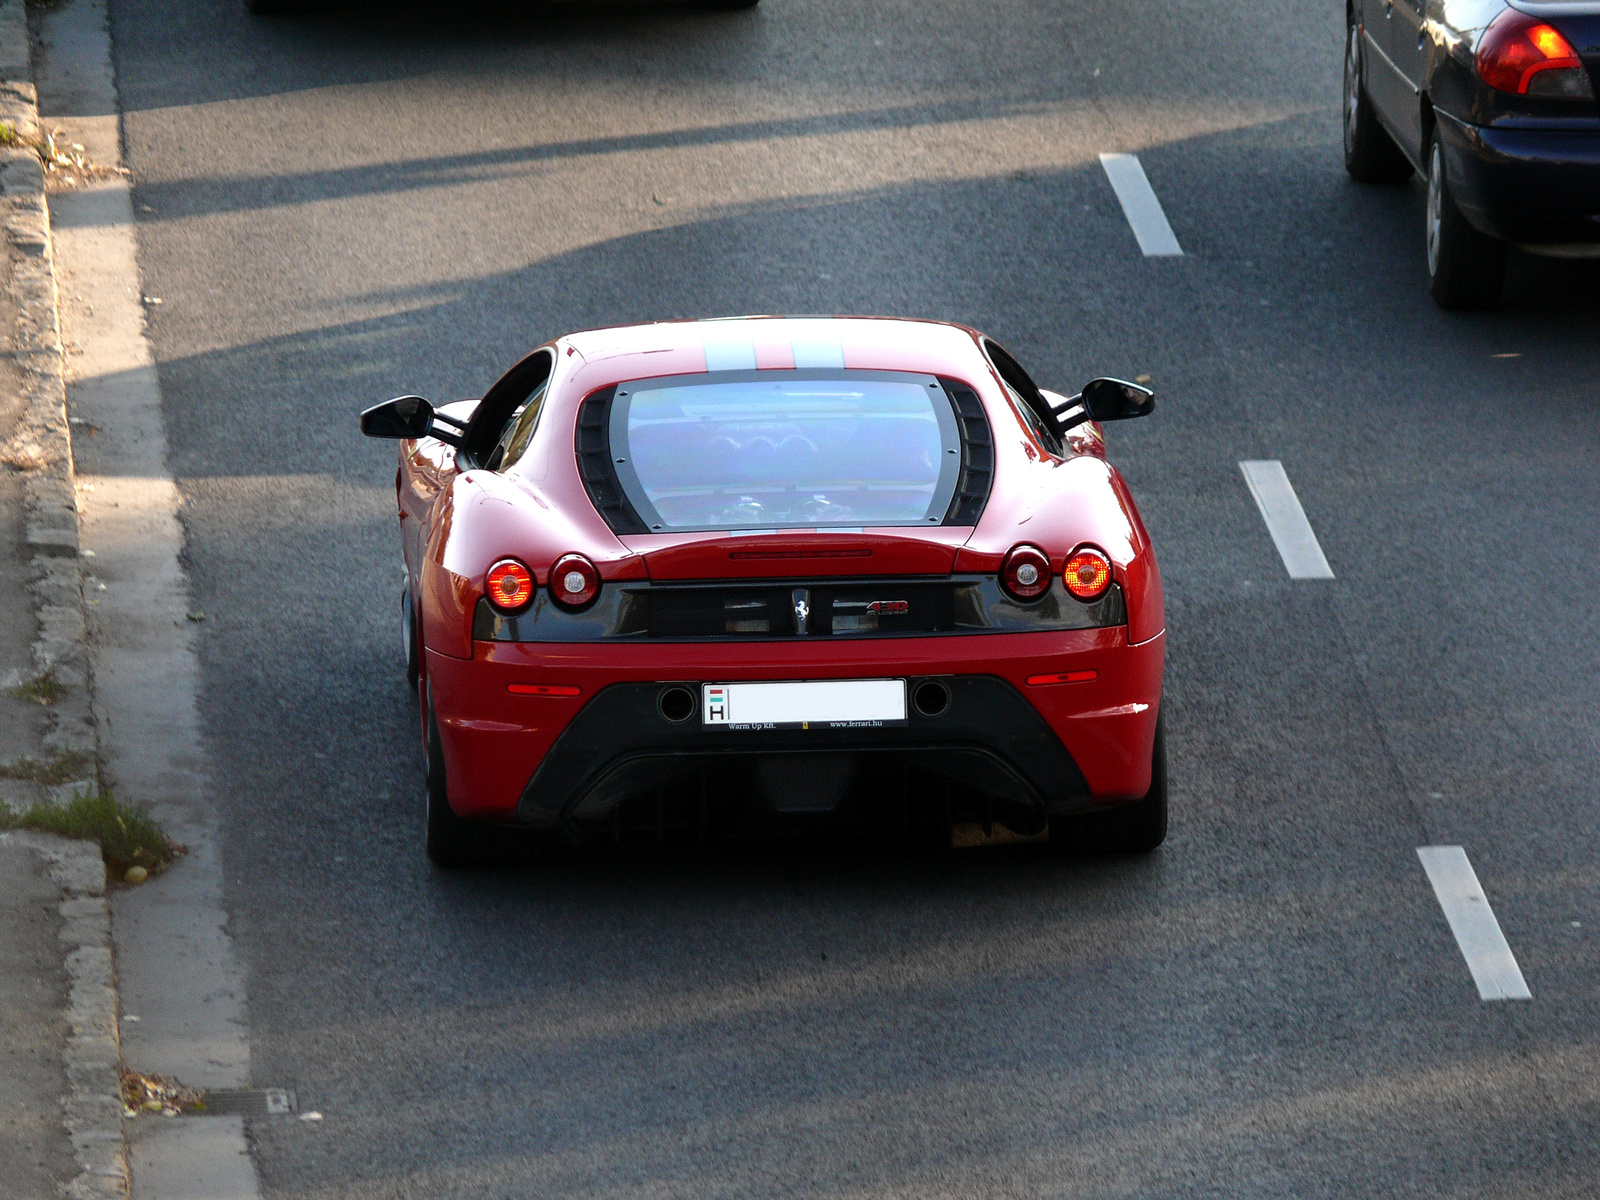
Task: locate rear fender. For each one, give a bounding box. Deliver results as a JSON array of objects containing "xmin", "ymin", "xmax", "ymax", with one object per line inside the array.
[{"xmin": 956, "ymin": 458, "xmax": 1163, "ymax": 644}]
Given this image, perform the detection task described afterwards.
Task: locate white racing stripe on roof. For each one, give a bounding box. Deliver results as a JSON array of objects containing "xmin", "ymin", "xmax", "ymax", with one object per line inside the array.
[
  {"xmin": 1099, "ymin": 153, "xmax": 1183, "ymax": 258},
  {"xmin": 702, "ymin": 330, "xmax": 758, "ymax": 372},
  {"xmin": 1417, "ymin": 847, "xmax": 1532, "ymax": 1002},
  {"xmin": 786, "ymin": 319, "xmax": 846, "ymax": 369}
]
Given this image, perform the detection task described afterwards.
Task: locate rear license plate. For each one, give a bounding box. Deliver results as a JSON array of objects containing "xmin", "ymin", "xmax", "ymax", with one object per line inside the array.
[{"xmin": 702, "ymin": 679, "xmax": 906, "ymax": 729}]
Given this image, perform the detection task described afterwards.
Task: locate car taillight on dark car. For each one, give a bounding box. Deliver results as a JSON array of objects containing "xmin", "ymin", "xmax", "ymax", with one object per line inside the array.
[
  {"xmin": 1063, "ymin": 547, "xmax": 1113, "ymax": 601},
  {"xmin": 486, "ymin": 559, "xmax": 534, "ymax": 611},
  {"xmin": 1000, "ymin": 544, "xmax": 1052, "ymax": 601},
  {"xmin": 549, "ymin": 553, "xmax": 600, "ymax": 609},
  {"xmin": 1477, "ymin": 10, "xmax": 1594, "ymax": 99}
]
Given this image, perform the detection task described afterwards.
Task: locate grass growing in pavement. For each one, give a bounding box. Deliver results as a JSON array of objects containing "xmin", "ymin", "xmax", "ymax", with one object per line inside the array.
[
  {"xmin": 0, "ymin": 748, "xmax": 94, "ymax": 786},
  {"xmin": 8, "ymin": 672, "xmax": 64, "ymax": 706},
  {"xmin": 0, "ymin": 790, "xmax": 182, "ymax": 873}
]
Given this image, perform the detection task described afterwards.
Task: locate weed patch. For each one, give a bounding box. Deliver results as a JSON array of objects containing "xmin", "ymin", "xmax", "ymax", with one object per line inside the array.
[
  {"xmin": 0, "ymin": 748, "xmax": 93, "ymax": 785},
  {"xmin": 0, "ymin": 790, "xmax": 182, "ymax": 874},
  {"xmin": 8, "ymin": 672, "xmax": 64, "ymax": 706}
]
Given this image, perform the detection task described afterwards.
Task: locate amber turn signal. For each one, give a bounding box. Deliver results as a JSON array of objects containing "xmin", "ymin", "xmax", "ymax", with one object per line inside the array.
[
  {"xmin": 1000, "ymin": 544, "xmax": 1051, "ymax": 601},
  {"xmin": 485, "ymin": 558, "xmax": 534, "ymax": 611},
  {"xmin": 549, "ymin": 553, "xmax": 600, "ymax": 610},
  {"xmin": 1063, "ymin": 548, "xmax": 1112, "ymax": 601}
]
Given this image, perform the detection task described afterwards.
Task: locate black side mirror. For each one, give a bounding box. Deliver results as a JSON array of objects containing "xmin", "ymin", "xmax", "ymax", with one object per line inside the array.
[
  {"xmin": 359, "ymin": 395, "xmax": 462, "ymax": 446},
  {"xmin": 1058, "ymin": 378, "xmax": 1155, "ymax": 432}
]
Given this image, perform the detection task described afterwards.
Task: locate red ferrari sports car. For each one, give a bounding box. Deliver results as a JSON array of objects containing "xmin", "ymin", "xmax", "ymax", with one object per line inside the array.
[{"xmin": 360, "ymin": 316, "xmax": 1166, "ymax": 867}]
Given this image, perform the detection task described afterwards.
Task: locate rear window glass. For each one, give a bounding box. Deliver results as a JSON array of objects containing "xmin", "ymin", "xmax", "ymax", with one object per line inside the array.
[{"xmin": 610, "ymin": 369, "xmax": 962, "ymax": 532}]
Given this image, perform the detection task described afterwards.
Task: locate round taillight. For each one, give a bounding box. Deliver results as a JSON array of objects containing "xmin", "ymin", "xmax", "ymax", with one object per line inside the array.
[
  {"xmin": 549, "ymin": 553, "xmax": 600, "ymax": 610},
  {"xmin": 485, "ymin": 559, "xmax": 534, "ymax": 611},
  {"xmin": 1063, "ymin": 548, "xmax": 1113, "ymax": 601},
  {"xmin": 1000, "ymin": 544, "xmax": 1051, "ymax": 602}
]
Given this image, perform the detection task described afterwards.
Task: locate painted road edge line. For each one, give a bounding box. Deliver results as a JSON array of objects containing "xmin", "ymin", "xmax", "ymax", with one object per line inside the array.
[
  {"xmin": 1099, "ymin": 153, "xmax": 1183, "ymax": 257},
  {"xmin": 1238, "ymin": 460, "xmax": 1335, "ymax": 579},
  {"xmin": 1417, "ymin": 846, "xmax": 1532, "ymax": 1002}
]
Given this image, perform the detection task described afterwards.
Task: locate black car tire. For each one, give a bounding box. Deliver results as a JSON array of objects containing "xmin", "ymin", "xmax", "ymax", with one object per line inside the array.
[
  {"xmin": 426, "ymin": 686, "xmax": 532, "ymax": 869},
  {"xmin": 401, "ymin": 583, "xmax": 420, "ymax": 691},
  {"xmin": 1051, "ymin": 711, "xmax": 1168, "ymax": 854},
  {"xmin": 1426, "ymin": 132, "xmax": 1506, "ymax": 310},
  {"xmin": 1343, "ymin": 24, "xmax": 1412, "ymax": 183}
]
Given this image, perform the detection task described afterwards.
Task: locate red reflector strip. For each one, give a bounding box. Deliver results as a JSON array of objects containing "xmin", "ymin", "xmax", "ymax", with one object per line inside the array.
[
  {"xmin": 1025, "ymin": 670, "xmax": 1098, "ymax": 686},
  {"xmin": 507, "ymin": 684, "xmax": 581, "ymax": 697}
]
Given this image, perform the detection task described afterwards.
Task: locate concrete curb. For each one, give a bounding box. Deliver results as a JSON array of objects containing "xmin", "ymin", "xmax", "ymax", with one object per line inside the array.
[
  {"xmin": 0, "ymin": 0, "xmax": 94, "ymax": 761},
  {"xmin": 2, "ymin": 830, "xmax": 126, "ymax": 1198},
  {"xmin": 0, "ymin": 0, "xmax": 123, "ymax": 1195}
]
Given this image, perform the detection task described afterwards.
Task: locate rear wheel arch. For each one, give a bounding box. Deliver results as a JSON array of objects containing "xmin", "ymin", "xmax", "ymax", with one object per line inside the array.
[{"xmin": 1425, "ymin": 127, "xmax": 1507, "ymax": 309}]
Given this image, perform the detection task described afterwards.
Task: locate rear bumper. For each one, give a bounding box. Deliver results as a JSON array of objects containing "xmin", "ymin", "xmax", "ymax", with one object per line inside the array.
[
  {"xmin": 1436, "ymin": 110, "xmax": 1600, "ymax": 245},
  {"xmin": 424, "ymin": 626, "xmax": 1164, "ymax": 829}
]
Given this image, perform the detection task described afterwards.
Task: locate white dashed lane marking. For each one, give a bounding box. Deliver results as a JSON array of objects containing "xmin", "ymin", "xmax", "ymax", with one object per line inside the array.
[
  {"xmin": 1417, "ymin": 847, "xmax": 1532, "ymax": 1002},
  {"xmin": 1099, "ymin": 153, "xmax": 1183, "ymax": 257},
  {"xmin": 1238, "ymin": 460, "xmax": 1334, "ymax": 580}
]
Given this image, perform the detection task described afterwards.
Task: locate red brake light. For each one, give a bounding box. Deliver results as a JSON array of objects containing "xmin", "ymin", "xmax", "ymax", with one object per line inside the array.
[
  {"xmin": 1477, "ymin": 10, "xmax": 1592, "ymax": 97},
  {"xmin": 1000, "ymin": 544, "xmax": 1051, "ymax": 601},
  {"xmin": 485, "ymin": 558, "xmax": 534, "ymax": 611},
  {"xmin": 1063, "ymin": 548, "xmax": 1113, "ymax": 601},
  {"xmin": 549, "ymin": 553, "xmax": 600, "ymax": 609}
]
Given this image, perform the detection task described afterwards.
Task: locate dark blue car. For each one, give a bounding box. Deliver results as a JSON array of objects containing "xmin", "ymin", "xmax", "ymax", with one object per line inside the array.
[{"xmin": 1345, "ymin": 0, "xmax": 1600, "ymax": 307}]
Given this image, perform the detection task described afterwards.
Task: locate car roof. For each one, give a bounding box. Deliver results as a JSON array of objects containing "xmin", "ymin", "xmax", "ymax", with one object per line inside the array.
[{"xmin": 557, "ymin": 316, "xmax": 996, "ymax": 393}]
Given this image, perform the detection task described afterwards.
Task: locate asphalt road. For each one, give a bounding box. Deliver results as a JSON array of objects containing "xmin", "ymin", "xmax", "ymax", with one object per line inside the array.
[{"xmin": 106, "ymin": 0, "xmax": 1600, "ymax": 1195}]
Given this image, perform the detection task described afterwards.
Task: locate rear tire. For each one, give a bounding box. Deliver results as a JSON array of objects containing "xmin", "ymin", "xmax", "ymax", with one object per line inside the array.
[
  {"xmin": 401, "ymin": 584, "xmax": 420, "ymax": 691},
  {"xmin": 403, "ymin": 585, "xmax": 422, "ymax": 691},
  {"xmin": 1343, "ymin": 24, "xmax": 1412, "ymax": 183},
  {"xmin": 1426, "ymin": 133, "xmax": 1505, "ymax": 310},
  {"xmin": 1051, "ymin": 712, "xmax": 1168, "ymax": 854}
]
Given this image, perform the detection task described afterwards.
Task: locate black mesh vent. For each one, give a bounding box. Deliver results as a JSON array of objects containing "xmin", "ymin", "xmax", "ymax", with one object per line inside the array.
[
  {"xmin": 574, "ymin": 386, "xmax": 648, "ymax": 535},
  {"xmin": 939, "ymin": 379, "xmax": 993, "ymax": 526},
  {"xmin": 647, "ymin": 581, "xmax": 960, "ymax": 638}
]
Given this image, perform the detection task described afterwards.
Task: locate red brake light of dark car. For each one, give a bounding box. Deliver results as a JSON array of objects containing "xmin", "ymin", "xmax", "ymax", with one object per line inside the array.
[
  {"xmin": 485, "ymin": 558, "xmax": 534, "ymax": 611},
  {"xmin": 1000, "ymin": 544, "xmax": 1052, "ymax": 601},
  {"xmin": 1063, "ymin": 547, "xmax": 1113, "ymax": 601},
  {"xmin": 549, "ymin": 553, "xmax": 600, "ymax": 610},
  {"xmin": 1477, "ymin": 10, "xmax": 1594, "ymax": 98}
]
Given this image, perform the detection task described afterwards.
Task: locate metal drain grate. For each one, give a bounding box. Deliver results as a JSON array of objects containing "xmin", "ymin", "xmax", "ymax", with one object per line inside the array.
[{"xmin": 196, "ymin": 1088, "xmax": 296, "ymax": 1116}]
